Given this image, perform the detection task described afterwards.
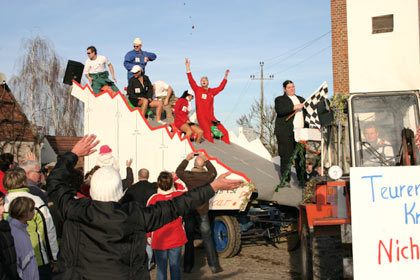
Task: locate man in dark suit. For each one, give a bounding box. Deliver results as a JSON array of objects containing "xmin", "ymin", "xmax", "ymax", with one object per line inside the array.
[
  {"xmin": 120, "ymin": 168, "xmax": 156, "ymax": 207},
  {"xmin": 119, "ymin": 168, "xmax": 157, "ymax": 270},
  {"xmin": 274, "ymin": 80, "xmax": 307, "ymax": 184}
]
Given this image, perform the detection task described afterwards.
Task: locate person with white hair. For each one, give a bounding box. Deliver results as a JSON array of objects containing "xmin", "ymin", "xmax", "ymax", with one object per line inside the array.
[
  {"xmin": 4, "ymin": 169, "xmax": 58, "ymax": 280},
  {"xmin": 124, "ymin": 38, "xmax": 157, "ymax": 81},
  {"xmin": 46, "ymin": 135, "xmax": 243, "ymax": 279},
  {"xmin": 19, "ymin": 160, "xmax": 48, "ymax": 204}
]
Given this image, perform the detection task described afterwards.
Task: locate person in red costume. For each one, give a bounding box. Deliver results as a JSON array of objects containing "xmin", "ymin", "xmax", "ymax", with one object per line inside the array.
[
  {"xmin": 185, "ymin": 58, "xmax": 230, "ymax": 144},
  {"xmin": 173, "ymin": 90, "xmax": 204, "ymax": 143}
]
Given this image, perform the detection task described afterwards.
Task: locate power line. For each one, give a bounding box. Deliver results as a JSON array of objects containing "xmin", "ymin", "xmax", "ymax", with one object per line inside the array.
[
  {"xmin": 248, "ymin": 30, "xmax": 331, "ymax": 77},
  {"xmin": 272, "ymin": 45, "xmax": 331, "ymax": 76},
  {"xmin": 224, "ymin": 32, "xmax": 331, "ymax": 127},
  {"xmin": 263, "ymin": 30, "xmax": 331, "ymax": 64},
  {"xmin": 250, "ymin": 62, "xmax": 274, "ymax": 139}
]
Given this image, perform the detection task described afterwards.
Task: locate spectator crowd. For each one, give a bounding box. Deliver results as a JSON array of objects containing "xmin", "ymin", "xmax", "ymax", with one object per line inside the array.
[
  {"xmin": 0, "ymin": 36, "xmax": 246, "ymax": 280},
  {"xmin": 0, "ymin": 135, "xmax": 243, "ymax": 280}
]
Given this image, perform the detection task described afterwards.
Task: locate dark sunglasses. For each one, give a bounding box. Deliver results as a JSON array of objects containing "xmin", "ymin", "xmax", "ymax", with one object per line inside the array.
[{"xmin": 87, "ymin": 52, "xmax": 92, "ymax": 54}]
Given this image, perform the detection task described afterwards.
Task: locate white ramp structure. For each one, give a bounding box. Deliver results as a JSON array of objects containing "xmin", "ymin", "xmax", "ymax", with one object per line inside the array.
[
  {"xmin": 228, "ymin": 127, "xmax": 273, "ymax": 161},
  {"xmin": 71, "ymin": 82, "xmax": 302, "ymax": 210}
]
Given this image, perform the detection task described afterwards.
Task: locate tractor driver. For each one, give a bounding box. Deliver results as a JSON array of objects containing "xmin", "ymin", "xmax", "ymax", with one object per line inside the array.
[{"xmin": 361, "ymin": 122, "xmax": 395, "ymax": 166}]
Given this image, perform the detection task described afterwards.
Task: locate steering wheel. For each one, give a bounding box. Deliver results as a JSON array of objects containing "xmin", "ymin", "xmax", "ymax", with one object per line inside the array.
[{"xmin": 399, "ymin": 128, "xmax": 416, "ymax": 166}]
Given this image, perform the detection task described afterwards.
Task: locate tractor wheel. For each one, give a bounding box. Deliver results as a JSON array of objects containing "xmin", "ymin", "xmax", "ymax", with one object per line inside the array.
[
  {"xmin": 287, "ymin": 222, "xmax": 300, "ymax": 251},
  {"xmin": 212, "ymin": 215, "xmax": 241, "ymax": 258},
  {"xmin": 312, "ymin": 233, "xmax": 344, "ymax": 280},
  {"xmin": 300, "ymin": 224, "xmax": 313, "ymax": 280}
]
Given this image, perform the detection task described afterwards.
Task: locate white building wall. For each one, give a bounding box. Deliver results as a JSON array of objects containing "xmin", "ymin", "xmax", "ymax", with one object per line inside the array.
[{"xmin": 347, "ymin": 0, "xmax": 420, "ymax": 92}]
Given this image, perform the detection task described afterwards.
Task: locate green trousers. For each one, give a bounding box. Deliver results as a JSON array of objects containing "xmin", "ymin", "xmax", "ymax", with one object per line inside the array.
[{"xmin": 89, "ymin": 71, "xmax": 119, "ymax": 94}]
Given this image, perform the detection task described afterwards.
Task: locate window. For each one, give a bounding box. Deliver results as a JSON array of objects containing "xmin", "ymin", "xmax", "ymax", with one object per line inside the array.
[
  {"xmin": 372, "ymin": 14, "xmax": 394, "ymax": 34},
  {"xmin": 350, "ymin": 92, "xmax": 420, "ymax": 167}
]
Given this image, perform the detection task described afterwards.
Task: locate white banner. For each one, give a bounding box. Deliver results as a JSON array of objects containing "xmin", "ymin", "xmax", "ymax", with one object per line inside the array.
[{"xmin": 350, "ymin": 166, "xmax": 420, "ymax": 279}]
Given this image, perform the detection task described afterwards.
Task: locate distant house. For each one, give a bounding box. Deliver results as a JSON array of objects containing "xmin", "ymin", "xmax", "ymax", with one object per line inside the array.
[
  {"xmin": 42, "ymin": 135, "xmax": 83, "ymax": 169},
  {"xmin": 0, "ymin": 82, "xmax": 41, "ymax": 161}
]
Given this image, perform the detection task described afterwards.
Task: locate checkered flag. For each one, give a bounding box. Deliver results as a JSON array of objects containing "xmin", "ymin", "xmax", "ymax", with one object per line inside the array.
[{"xmin": 303, "ymin": 81, "xmax": 328, "ymax": 128}]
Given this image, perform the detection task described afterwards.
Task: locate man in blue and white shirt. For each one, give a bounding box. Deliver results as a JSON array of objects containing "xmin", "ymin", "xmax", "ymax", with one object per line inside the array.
[{"xmin": 123, "ymin": 38, "xmax": 157, "ymax": 81}]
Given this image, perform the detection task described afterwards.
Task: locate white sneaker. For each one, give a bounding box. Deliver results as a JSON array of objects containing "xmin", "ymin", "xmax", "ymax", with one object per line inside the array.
[{"xmin": 157, "ymin": 120, "xmax": 166, "ymax": 125}]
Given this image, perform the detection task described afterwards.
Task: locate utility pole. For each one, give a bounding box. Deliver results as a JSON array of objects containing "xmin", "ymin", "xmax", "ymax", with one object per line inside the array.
[{"xmin": 250, "ymin": 61, "xmax": 274, "ymax": 140}]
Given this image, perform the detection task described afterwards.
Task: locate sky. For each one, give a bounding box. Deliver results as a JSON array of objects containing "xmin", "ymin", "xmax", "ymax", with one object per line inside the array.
[{"xmin": 0, "ymin": 0, "xmax": 333, "ymax": 132}]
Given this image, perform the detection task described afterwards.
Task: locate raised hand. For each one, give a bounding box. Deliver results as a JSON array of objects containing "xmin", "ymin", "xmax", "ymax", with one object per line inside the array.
[
  {"xmin": 71, "ymin": 135, "xmax": 100, "ymax": 157},
  {"xmin": 210, "ymin": 172, "xmax": 244, "ymax": 191},
  {"xmin": 185, "ymin": 58, "xmax": 191, "ymax": 72},
  {"xmin": 25, "ymin": 151, "xmax": 37, "ymax": 161},
  {"xmin": 186, "ymin": 152, "xmax": 195, "ymax": 161}
]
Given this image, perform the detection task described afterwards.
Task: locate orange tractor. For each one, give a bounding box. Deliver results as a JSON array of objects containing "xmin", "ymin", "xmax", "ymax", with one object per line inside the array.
[{"xmin": 299, "ymin": 90, "xmax": 420, "ymax": 279}]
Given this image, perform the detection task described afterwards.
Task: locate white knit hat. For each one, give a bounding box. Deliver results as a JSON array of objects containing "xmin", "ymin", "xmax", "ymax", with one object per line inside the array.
[
  {"xmin": 133, "ymin": 38, "xmax": 142, "ymax": 45},
  {"xmin": 90, "ymin": 166, "xmax": 123, "ymax": 202}
]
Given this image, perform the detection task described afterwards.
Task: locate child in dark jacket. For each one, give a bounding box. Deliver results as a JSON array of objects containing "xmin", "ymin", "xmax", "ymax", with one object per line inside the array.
[
  {"xmin": 147, "ymin": 172, "xmax": 187, "ymax": 280},
  {"xmin": 0, "ymin": 191, "xmax": 20, "ymax": 280},
  {"xmin": 8, "ymin": 197, "xmax": 38, "ymax": 280}
]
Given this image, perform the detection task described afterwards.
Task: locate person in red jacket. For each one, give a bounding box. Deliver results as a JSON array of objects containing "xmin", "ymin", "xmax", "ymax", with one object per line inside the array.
[
  {"xmin": 173, "ymin": 90, "xmax": 204, "ymax": 143},
  {"xmin": 185, "ymin": 58, "xmax": 230, "ymax": 144},
  {"xmin": 0, "ymin": 153, "xmax": 16, "ymax": 194},
  {"xmin": 146, "ymin": 172, "xmax": 187, "ymax": 280}
]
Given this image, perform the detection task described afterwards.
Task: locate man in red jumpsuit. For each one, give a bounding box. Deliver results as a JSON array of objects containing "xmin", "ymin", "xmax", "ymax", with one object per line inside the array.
[{"xmin": 185, "ymin": 58, "xmax": 230, "ymax": 144}]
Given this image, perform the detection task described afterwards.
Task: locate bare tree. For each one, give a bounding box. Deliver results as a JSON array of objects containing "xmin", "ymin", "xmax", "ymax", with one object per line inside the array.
[
  {"xmin": 236, "ymin": 114, "xmax": 253, "ymax": 128},
  {"xmin": 9, "ymin": 36, "xmax": 83, "ymax": 137},
  {"xmin": 237, "ymin": 99, "xmax": 278, "ymax": 156}
]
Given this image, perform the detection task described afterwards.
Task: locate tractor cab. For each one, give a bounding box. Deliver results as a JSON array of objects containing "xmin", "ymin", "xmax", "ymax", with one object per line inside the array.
[
  {"xmin": 348, "ymin": 91, "xmax": 420, "ymax": 167},
  {"xmin": 299, "ymin": 90, "xmax": 420, "ymax": 279}
]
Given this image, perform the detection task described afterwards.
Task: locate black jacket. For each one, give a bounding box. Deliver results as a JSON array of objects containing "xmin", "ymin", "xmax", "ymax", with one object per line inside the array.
[
  {"xmin": 274, "ymin": 93, "xmax": 307, "ymax": 138},
  {"xmin": 0, "ymin": 220, "xmax": 20, "ymax": 280},
  {"xmin": 127, "ymin": 75, "xmax": 153, "ymax": 105},
  {"xmin": 119, "ymin": 181, "xmax": 157, "ymax": 208},
  {"xmin": 122, "ymin": 167, "xmax": 134, "ymax": 191},
  {"xmin": 47, "ymin": 152, "xmax": 215, "ymax": 280}
]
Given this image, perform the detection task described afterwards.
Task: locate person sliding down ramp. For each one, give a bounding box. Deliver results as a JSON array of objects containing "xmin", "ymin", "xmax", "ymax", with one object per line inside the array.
[
  {"xmin": 83, "ymin": 46, "xmax": 119, "ymax": 95},
  {"xmin": 185, "ymin": 58, "xmax": 230, "ymax": 144}
]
